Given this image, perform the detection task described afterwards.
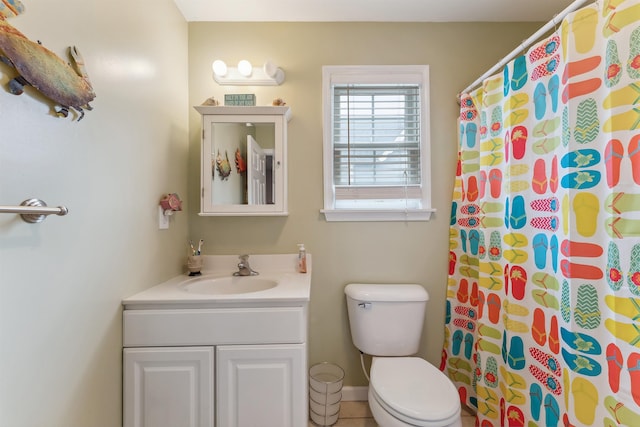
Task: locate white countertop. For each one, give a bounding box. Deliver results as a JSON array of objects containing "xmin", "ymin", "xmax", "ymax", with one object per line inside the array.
[{"xmin": 122, "ymin": 254, "xmax": 311, "ymax": 309}]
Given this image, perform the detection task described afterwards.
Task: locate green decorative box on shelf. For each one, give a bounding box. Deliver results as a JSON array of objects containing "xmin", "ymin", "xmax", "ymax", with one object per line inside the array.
[{"xmin": 224, "ymin": 94, "xmax": 256, "ymax": 106}]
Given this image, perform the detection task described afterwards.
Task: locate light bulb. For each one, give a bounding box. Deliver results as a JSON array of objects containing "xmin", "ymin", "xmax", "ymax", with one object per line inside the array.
[
  {"xmin": 263, "ymin": 60, "xmax": 278, "ymax": 78},
  {"xmin": 212, "ymin": 60, "xmax": 227, "ymax": 77},
  {"xmin": 238, "ymin": 60, "xmax": 253, "ymax": 77}
]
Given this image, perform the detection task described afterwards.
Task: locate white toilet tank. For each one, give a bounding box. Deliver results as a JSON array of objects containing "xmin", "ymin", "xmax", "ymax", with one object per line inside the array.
[{"xmin": 345, "ymin": 284, "xmax": 429, "ymax": 356}]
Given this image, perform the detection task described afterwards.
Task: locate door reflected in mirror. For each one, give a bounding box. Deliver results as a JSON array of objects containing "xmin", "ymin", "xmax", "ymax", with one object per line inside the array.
[{"xmin": 210, "ymin": 122, "xmax": 275, "ymax": 205}]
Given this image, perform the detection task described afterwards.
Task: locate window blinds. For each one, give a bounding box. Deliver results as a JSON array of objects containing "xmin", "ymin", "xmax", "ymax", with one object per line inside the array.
[{"xmin": 332, "ymin": 84, "xmax": 422, "ymax": 202}]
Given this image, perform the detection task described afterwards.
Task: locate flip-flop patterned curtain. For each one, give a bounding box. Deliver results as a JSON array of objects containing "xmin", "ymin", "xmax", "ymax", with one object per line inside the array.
[{"xmin": 443, "ymin": 1, "xmax": 640, "ymax": 425}]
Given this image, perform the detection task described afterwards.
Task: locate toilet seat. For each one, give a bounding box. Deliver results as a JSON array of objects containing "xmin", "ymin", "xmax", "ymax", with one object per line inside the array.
[{"xmin": 370, "ymin": 357, "xmax": 460, "ymax": 427}]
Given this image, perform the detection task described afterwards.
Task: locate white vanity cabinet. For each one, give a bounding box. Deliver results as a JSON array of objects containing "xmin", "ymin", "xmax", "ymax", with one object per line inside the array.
[
  {"xmin": 122, "ymin": 306, "xmax": 308, "ymax": 427},
  {"xmin": 216, "ymin": 344, "xmax": 306, "ymax": 426},
  {"xmin": 123, "ymin": 347, "xmax": 214, "ymax": 427}
]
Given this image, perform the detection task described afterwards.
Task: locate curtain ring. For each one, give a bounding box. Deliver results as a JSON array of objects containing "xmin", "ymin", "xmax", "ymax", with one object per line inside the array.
[{"xmin": 552, "ymin": 14, "xmax": 559, "ymax": 33}]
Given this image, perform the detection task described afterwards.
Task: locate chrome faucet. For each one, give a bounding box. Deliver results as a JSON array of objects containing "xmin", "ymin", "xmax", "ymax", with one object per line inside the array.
[{"xmin": 233, "ymin": 254, "xmax": 259, "ymax": 276}]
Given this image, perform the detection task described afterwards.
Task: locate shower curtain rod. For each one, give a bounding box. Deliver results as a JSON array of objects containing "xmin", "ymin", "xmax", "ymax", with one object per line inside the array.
[{"xmin": 458, "ymin": 0, "xmax": 593, "ymax": 98}]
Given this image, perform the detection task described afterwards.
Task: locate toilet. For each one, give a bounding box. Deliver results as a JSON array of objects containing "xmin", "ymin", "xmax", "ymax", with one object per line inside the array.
[{"xmin": 345, "ymin": 283, "xmax": 462, "ymax": 427}]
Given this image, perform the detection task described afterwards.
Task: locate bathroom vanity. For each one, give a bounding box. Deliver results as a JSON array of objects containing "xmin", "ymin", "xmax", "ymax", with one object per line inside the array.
[{"xmin": 121, "ymin": 254, "xmax": 311, "ymax": 427}]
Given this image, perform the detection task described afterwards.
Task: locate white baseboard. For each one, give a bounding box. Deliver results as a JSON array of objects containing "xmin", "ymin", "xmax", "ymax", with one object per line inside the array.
[{"xmin": 341, "ymin": 386, "xmax": 368, "ymax": 401}]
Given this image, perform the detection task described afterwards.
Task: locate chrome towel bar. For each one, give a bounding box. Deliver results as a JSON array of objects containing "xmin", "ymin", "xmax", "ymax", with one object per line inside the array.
[{"xmin": 0, "ymin": 198, "xmax": 69, "ymax": 223}]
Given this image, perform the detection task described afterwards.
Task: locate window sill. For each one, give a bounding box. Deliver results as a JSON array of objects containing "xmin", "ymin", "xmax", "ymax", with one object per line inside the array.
[{"xmin": 321, "ymin": 208, "xmax": 436, "ymax": 222}]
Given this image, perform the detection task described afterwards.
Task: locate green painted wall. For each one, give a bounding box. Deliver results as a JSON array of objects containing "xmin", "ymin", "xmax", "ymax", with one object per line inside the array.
[{"xmin": 187, "ymin": 21, "xmax": 541, "ymax": 386}]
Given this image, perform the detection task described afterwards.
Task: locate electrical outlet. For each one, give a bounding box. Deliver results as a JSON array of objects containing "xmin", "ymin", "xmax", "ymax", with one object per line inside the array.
[{"xmin": 158, "ymin": 206, "xmax": 169, "ymax": 229}]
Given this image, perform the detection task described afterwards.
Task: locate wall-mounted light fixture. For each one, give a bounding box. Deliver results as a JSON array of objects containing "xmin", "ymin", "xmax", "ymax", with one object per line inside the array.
[{"xmin": 212, "ymin": 59, "xmax": 285, "ymax": 86}]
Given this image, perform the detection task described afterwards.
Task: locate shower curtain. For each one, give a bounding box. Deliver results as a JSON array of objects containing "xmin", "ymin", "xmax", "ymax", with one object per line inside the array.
[{"xmin": 443, "ymin": 1, "xmax": 640, "ymax": 425}]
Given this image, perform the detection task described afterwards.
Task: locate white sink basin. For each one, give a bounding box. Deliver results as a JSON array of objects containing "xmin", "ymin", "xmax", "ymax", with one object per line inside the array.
[
  {"xmin": 122, "ymin": 254, "xmax": 311, "ymax": 308},
  {"xmin": 181, "ymin": 276, "xmax": 278, "ymax": 295}
]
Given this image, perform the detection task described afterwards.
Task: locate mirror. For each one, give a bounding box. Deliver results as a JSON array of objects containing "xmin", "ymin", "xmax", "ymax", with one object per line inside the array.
[
  {"xmin": 209, "ymin": 122, "xmax": 275, "ymax": 205},
  {"xmin": 195, "ymin": 106, "xmax": 290, "ymax": 216}
]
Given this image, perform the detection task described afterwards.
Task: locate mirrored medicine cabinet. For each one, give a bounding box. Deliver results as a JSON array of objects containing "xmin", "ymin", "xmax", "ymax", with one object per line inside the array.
[{"xmin": 195, "ymin": 105, "xmax": 291, "ymax": 216}]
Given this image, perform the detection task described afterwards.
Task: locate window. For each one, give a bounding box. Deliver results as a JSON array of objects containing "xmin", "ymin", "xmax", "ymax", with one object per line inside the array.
[{"xmin": 321, "ymin": 65, "xmax": 434, "ymax": 221}]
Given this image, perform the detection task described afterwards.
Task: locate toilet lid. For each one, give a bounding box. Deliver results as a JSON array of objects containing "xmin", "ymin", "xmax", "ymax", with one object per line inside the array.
[{"xmin": 370, "ymin": 357, "xmax": 460, "ymax": 425}]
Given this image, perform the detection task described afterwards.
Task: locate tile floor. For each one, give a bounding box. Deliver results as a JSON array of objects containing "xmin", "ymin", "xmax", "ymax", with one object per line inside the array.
[{"xmin": 309, "ymin": 401, "xmax": 476, "ymax": 427}]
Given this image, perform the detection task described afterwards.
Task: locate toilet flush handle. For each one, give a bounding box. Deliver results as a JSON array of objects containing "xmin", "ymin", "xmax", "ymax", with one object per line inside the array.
[{"xmin": 358, "ymin": 302, "xmax": 372, "ymax": 309}]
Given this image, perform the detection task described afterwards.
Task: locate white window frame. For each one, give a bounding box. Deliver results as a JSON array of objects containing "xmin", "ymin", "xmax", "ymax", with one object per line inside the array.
[{"xmin": 321, "ymin": 65, "xmax": 435, "ymax": 222}]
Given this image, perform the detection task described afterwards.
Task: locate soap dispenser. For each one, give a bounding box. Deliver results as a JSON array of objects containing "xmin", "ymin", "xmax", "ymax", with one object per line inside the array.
[{"xmin": 297, "ymin": 243, "xmax": 307, "ymax": 273}]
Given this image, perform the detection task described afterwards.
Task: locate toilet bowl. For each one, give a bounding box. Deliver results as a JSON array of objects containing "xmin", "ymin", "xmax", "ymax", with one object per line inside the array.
[
  {"xmin": 344, "ymin": 284, "xmax": 462, "ymax": 427},
  {"xmin": 367, "ymin": 357, "xmax": 461, "ymax": 427}
]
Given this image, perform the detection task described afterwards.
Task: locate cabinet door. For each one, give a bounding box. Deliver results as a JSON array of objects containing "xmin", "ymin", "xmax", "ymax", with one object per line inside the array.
[
  {"xmin": 217, "ymin": 344, "xmax": 306, "ymax": 427},
  {"xmin": 124, "ymin": 347, "xmax": 214, "ymax": 427}
]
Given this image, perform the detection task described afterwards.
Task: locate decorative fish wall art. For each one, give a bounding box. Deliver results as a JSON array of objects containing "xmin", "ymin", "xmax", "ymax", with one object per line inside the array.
[{"xmin": 0, "ymin": 0, "xmax": 95, "ymax": 121}]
